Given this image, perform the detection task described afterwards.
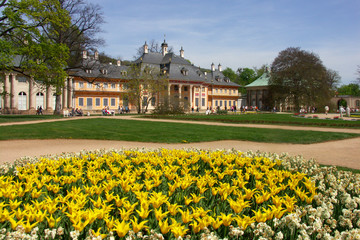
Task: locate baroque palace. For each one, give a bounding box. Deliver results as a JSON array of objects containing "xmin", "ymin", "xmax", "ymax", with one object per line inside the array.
[{"xmin": 0, "ymin": 40, "xmax": 240, "ymax": 114}]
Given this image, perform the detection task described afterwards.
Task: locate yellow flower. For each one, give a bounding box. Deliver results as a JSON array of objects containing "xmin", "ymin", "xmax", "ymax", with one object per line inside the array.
[
  {"xmin": 212, "ymin": 217, "xmax": 223, "ymax": 229},
  {"xmin": 167, "ymin": 203, "xmax": 182, "ymax": 216},
  {"xmin": 159, "ymin": 218, "xmax": 170, "ymax": 234},
  {"xmin": 154, "ymin": 207, "xmax": 169, "ymax": 221},
  {"xmin": 184, "ymin": 196, "xmax": 193, "ymax": 206},
  {"xmin": 190, "ymin": 193, "xmax": 204, "ymax": 204},
  {"xmin": 113, "ymin": 219, "xmax": 130, "ymax": 238},
  {"xmin": 171, "ymin": 224, "xmax": 188, "ymax": 238},
  {"xmin": 219, "ymin": 213, "xmax": 232, "ymax": 226},
  {"xmin": 136, "ymin": 207, "xmax": 152, "ymax": 219},
  {"xmin": 130, "ymin": 217, "xmax": 148, "ymax": 233},
  {"xmin": 179, "ymin": 209, "xmax": 193, "ymax": 224}
]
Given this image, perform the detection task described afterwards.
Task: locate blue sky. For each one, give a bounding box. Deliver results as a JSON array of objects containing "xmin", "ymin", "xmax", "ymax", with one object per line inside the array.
[{"xmin": 89, "ymin": 0, "xmax": 360, "ymax": 85}]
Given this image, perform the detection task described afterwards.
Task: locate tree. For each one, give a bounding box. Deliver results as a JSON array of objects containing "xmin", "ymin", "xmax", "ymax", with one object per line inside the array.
[
  {"xmin": 125, "ymin": 64, "xmax": 168, "ymax": 114},
  {"xmin": 236, "ymin": 68, "xmax": 256, "ymax": 94},
  {"xmin": 222, "ymin": 67, "xmax": 237, "ymax": 83},
  {"xmin": 270, "ymin": 47, "xmax": 334, "ymax": 111},
  {"xmin": 337, "ymin": 83, "xmax": 360, "ymax": 96},
  {"xmin": 1, "ymin": 0, "xmax": 70, "ymax": 104},
  {"xmin": 47, "ymin": 0, "xmax": 105, "ymax": 114}
]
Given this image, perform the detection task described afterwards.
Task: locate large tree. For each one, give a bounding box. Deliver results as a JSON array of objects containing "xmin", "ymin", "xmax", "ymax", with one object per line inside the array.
[
  {"xmin": 125, "ymin": 64, "xmax": 168, "ymax": 114},
  {"xmin": 47, "ymin": 0, "xmax": 105, "ymax": 113},
  {"xmin": 270, "ymin": 47, "xmax": 337, "ymax": 111},
  {"xmin": 0, "ymin": 0, "xmax": 70, "ymax": 102}
]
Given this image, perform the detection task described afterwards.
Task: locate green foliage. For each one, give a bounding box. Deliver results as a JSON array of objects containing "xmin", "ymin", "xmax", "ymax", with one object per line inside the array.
[
  {"xmin": 0, "ymin": 0, "xmax": 70, "ymax": 96},
  {"xmin": 337, "ymin": 83, "xmax": 360, "ymax": 96},
  {"xmin": 270, "ymin": 47, "xmax": 335, "ymax": 111},
  {"xmin": 125, "ymin": 64, "xmax": 169, "ymax": 114},
  {"xmin": 152, "ymin": 100, "xmax": 186, "ymax": 115},
  {"xmin": 222, "ymin": 67, "xmax": 238, "ymax": 83}
]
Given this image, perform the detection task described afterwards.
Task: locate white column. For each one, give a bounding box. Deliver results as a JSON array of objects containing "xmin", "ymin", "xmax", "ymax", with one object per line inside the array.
[
  {"xmin": 168, "ymin": 84, "xmax": 171, "ymax": 103},
  {"xmin": 67, "ymin": 77, "xmax": 72, "ymax": 108},
  {"xmin": 3, "ymin": 73, "xmax": 10, "ymax": 110},
  {"xmin": 189, "ymin": 84, "xmax": 193, "ymax": 109},
  {"xmin": 10, "ymin": 73, "xmax": 16, "ymax": 109},
  {"xmin": 62, "ymin": 81, "xmax": 67, "ymax": 109},
  {"xmin": 29, "ymin": 77, "xmax": 35, "ymax": 110},
  {"xmin": 46, "ymin": 85, "xmax": 52, "ymax": 110},
  {"xmin": 199, "ymin": 85, "xmax": 202, "ymax": 109},
  {"xmin": 179, "ymin": 84, "xmax": 182, "ymax": 99}
]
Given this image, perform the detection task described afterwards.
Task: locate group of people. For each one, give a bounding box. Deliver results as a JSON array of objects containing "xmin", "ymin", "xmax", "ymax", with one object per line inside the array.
[
  {"xmin": 36, "ymin": 106, "xmax": 43, "ymax": 115},
  {"xmin": 117, "ymin": 105, "xmax": 130, "ymax": 114}
]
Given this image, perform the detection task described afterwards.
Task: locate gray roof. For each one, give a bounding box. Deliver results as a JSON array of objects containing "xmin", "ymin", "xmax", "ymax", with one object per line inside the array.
[{"xmin": 72, "ymin": 50, "xmax": 240, "ymax": 87}]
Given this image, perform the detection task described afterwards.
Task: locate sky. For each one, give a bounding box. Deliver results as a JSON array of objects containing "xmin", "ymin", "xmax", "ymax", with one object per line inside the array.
[{"xmin": 88, "ymin": 0, "xmax": 360, "ymax": 85}]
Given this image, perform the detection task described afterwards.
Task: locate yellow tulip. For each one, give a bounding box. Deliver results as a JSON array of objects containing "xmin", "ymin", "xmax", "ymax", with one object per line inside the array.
[
  {"xmin": 179, "ymin": 209, "xmax": 193, "ymax": 224},
  {"xmin": 113, "ymin": 219, "xmax": 130, "ymax": 238},
  {"xmin": 171, "ymin": 224, "xmax": 188, "ymax": 238},
  {"xmin": 219, "ymin": 213, "xmax": 232, "ymax": 226},
  {"xmin": 130, "ymin": 217, "xmax": 148, "ymax": 233},
  {"xmin": 136, "ymin": 207, "xmax": 152, "ymax": 219},
  {"xmin": 212, "ymin": 217, "xmax": 223, "ymax": 229},
  {"xmin": 154, "ymin": 207, "xmax": 169, "ymax": 221},
  {"xmin": 167, "ymin": 203, "xmax": 182, "ymax": 216},
  {"xmin": 184, "ymin": 196, "xmax": 193, "ymax": 205},
  {"xmin": 159, "ymin": 218, "xmax": 170, "ymax": 234},
  {"xmin": 9, "ymin": 199, "xmax": 22, "ymax": 210}
]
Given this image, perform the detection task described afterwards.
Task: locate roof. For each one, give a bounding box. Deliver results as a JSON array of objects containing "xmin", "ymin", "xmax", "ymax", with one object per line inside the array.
[
  {"xmin": 245, "ymin": 72, "xmax": 270, "ymax": 88},
  {"xmin": 71, "ymin": 45, "xmax": 241, "ymax": 87}
]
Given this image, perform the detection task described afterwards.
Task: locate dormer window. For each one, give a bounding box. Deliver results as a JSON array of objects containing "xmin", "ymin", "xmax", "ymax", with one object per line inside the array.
[
  {"xmin": 215, "ymin": 76, "xmax": 220, "ymax": 82},
  {"xmin": 181, "ymin": 67, "xmax": 189, "ymax": 76},
  {"xmin": 162, "ymin": 66, "xmax": 168, "ymax": 75},
  {"xmin": 121, "ymin": 71, "xmax": 127, "ymax": 76},
  {"xmin": 101, "ymin": 69, "xmax": 108, "ymax": 75},
  {"xmin": 85, "ymin": 69, "xmax": 92, "ymax": 74}
]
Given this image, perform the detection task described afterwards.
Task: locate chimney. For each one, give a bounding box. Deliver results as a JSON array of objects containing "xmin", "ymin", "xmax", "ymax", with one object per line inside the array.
[
  {"xmin": 94, "ymin": 50, "xmax": 99, "ymax": 60},
  {"xmin": 180, "ymin": 46, "xmax": 184, "ymax": 58},
  {"xmin": 211, "ymin": 63, "xmax": 215, "ymax": 72},
  {"xmin": 218, "ymin": 63, "xmax": 222, "ymax": 72},
  {"xmin": 144, "ymin": 41, "xmax": 148, "ymax": 54},
  {"xmin": 117, "ymin": 60, "xmax": 121, "ymax": 66},
  {"xmin": 161, "ymin": 39, "xmax": 168, "ymax": 56},
  {"xmin": 82, "ymin": 50, "xmax": 87, "ymax": 59}
]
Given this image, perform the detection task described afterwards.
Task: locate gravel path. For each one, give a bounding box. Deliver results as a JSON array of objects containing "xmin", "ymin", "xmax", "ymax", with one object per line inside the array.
[{"xmin": 1, "ymin": 114, "xmax": 359, "ymax": 169}]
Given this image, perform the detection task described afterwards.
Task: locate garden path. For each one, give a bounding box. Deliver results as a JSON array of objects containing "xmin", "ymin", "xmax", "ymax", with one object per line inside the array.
[{"xmin": 0, "ymin": 114, "xmax": 359, "ymax": 169}]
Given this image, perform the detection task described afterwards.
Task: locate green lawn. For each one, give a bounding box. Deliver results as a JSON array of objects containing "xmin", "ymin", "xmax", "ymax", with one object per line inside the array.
[
  {"xmin": 0, "ymin": 118, "xmax": 358, "ymax": 144},
  {"xmin": 0, "ymin": 115, "xmax": 63, "ymax": 123},
  {"xmin": 142, "ymin": 113, "xmax": 360, "ymax": 128}
]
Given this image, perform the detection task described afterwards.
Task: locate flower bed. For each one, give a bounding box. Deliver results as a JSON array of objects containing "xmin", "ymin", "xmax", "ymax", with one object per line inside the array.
[{"xmin": 0, "ymin": 149, "xmax": 360, "ymax": 239}]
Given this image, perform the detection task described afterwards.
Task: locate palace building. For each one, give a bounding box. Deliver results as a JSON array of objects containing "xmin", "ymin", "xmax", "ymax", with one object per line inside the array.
[{"xmin": 0, "ymin": 40, "xmax": 241, "ymax": 114}]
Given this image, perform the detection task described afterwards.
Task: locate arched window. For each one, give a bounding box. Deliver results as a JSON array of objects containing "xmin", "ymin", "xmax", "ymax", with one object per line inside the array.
[
  {"xmin": 36, "ymin": 92, "xmax": 44, "ymax": 109},
  {"xmin": 18, "ymin": 92, "xmax": 27, "ymax": 110}
]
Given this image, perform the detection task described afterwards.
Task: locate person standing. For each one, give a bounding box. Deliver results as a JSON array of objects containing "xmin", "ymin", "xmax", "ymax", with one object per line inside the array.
[{"xmin": 325, "ymin": 105, "xmax": 329, "ymax": 115}]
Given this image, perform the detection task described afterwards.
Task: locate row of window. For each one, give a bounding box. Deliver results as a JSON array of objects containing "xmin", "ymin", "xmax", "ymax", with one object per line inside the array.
[
  {"xmin": 78, "ymin": 97, "xmax": 117, "ymax": 107},
  {"xmin": 214, "ymin": 89, "xmax": 237, "ymax": 95},
  {"xmin": 78, "ymin": 82, "xmax": 118, "ymax": 89},
  {"xmin": 215, "ymin": 100, "xmax": 237, "ymax": 107}
]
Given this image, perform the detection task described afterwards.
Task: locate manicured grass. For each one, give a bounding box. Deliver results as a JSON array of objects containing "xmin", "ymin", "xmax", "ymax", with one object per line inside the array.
[
  {"xmin": 142, "ymin": 113, "xmax": 360, "ymax": 128},
  {"xmin": 0, "ymin": 118, "xmax": 358, "ymax": 144},
  {"xmin": 0, "ymin": 114, "xmax": 63, "ymax": 123}
]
